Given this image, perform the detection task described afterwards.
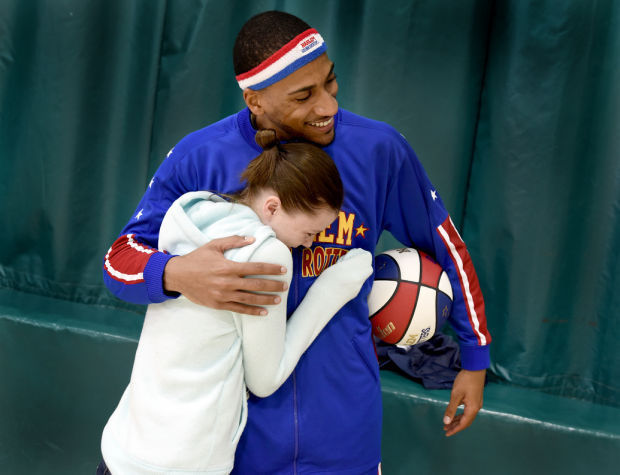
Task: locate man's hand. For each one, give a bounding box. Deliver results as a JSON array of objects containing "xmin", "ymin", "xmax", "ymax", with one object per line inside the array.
[
  {"xmin": 163, "ymin": 235, "xmax": 288, "ymax": 315},
  {"xmin": 443, "ymin": 368, "xmax": 486, "ymax": 437}
]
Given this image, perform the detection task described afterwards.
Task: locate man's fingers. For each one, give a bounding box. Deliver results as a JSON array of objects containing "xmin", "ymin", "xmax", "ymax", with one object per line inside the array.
[
  {"xmin": 208, "ymin": 235, "xmax": 256, "ymax": 252},
  {"xmin": 218, "ymin": 301, "xmax": 270, "ymax": 316},
  {"xmin": 186, "ymin": 289, "xmax": 281, "ymax": 315},
  {"xmin": 458, "ymin": 403, "xmax": 478, "ymax": 429},
  {"xmin": 216, "ymin": 290, "xmax": 292, "ymax": 315},
  {"xmin": 443, "ymin": 403, "xmax": 479, "ymax": 437},
  {"xmin": 232, "ymin": 290, "xmax": 282, "ymax": 306},
  {"xmin": 231, "ymin": 260, "xmax": 288, "ymax": 278},
  {"xmin": 443, "ymin": 396, "xmax": 461, "ymax": 427},
  {"xmin": 443, "ymin": 413, "xmax": 463, "ymax": 436},
  {"xmin": 198, "ymin": 282, "xmax": 284, "ymax": 308},
  {"xmin": 196, "ymin": 237, "xmax": 287, "ymax": 277},
  {"xmin": 168, "ymin": 236, "xmax": 289, "ymax": 311},
  {"xmin": 238, "ymin": 275, "xmax": 288, "ymax": 293},
  {"xmin": 210, "ymin": 274, "xmax": 288, "ymax": 294},
  {"xmin": 442, "ymin": 369, "xmax": 486, "ymax": 436}
]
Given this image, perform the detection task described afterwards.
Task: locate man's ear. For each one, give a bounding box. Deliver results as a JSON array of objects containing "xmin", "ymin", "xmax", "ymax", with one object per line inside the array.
[{"xmin": 244, "ymin": 89, "xmax": 264, "ymax": 116}]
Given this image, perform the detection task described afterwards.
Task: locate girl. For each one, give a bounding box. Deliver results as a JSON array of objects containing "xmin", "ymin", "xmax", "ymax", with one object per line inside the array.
[{"xmin": 100, "ymin": 129, "xmax": 373, "ymax": 474}]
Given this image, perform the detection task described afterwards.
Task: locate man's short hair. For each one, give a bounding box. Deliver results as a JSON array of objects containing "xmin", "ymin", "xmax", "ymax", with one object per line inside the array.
[{"xmin": 233, "ymin": 11, "xmax": 311, "ymax": 76}]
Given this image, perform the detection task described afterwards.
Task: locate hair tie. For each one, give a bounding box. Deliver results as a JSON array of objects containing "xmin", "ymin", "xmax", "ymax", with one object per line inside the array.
[{"xmin": 254, "ymin": 129, "xmax": 280, "ymax": 151}]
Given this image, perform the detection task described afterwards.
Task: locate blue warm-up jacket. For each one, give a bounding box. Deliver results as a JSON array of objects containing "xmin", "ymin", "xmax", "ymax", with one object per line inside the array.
[{"xmin": 103, "ymin": 108, "xmax": 491, "ymax": 474}]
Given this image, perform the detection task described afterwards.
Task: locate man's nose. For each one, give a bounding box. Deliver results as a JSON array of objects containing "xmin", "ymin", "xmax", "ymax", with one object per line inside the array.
[{"xmin": 315, "ymin": 88, "xmax": 338, "ymax": 117}]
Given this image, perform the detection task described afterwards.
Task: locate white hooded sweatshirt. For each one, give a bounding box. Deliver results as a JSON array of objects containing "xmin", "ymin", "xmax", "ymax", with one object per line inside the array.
[{"xmin": 101, "ymin": 191, "xmax": 373, "ymax": 474}]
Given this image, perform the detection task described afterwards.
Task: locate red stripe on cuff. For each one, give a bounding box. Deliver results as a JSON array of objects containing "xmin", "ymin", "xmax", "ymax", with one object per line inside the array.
[{"xmin": 104, "ymin": 234, "xmax": 156, "ymax": 285}]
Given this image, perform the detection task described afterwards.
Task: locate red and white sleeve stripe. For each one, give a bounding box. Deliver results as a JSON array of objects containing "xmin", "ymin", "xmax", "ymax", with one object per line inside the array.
[
  {"xmin": 104, "ymin": 234, "xmax": 157, "ymax": 285},
  {"xmin": 436, "ymin": 216, "xmax": 491, "ymax": 346}
]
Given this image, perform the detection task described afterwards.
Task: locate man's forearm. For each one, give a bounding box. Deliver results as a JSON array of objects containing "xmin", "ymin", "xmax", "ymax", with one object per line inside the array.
[{"xmin": 103, "ymin": 234, "xmax": 176, "ymax": 305}]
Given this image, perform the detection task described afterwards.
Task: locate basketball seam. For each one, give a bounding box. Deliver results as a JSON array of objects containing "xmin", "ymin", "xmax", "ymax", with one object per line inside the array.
[
  {"xmin": 374, "ymin": 277, "xmax": 451, "ymax": 298},
  {"xmin": 402, "ymin": 250, "xmax": 423, "ymax": 343}
]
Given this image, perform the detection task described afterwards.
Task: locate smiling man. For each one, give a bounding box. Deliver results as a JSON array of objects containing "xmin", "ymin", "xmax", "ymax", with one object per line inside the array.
[
  {"xmin": 242, "ymin": 55, "xmax": 339, "ymax": 145},
  {"xmin": 102, "ymin": 10, "xmax": 491, "ymax": 475}
]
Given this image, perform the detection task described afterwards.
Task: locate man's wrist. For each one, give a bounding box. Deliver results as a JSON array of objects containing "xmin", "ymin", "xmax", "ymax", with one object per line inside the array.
[
  {"xmin": 459, "ymin": 344, "xmax": 491, "ymax": 371},
  {"xmin": 144, "ymin": 252, "xmax": 179, "ymax": 302},
  {"xmin": 162, "ymin": 255, "xmax": 181, "ymax": 293}
]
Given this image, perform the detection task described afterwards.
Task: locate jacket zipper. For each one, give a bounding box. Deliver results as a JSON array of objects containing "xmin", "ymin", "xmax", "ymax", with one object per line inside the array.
[
  {"xmin": 292, "ymin": 249, "xmax": 300, "ymax": 474},
  {"xmin": 293, "ymin": 371, "xmax": 299, "ymax": 474}
]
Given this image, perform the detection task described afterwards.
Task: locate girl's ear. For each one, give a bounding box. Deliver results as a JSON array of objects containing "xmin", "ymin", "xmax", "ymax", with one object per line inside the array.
[{"xmin": 262, "ymin": 195, "xmax": 282, "ymax": 221}]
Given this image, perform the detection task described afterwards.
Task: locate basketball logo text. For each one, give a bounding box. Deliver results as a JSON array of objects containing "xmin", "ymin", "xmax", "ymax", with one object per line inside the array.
[
  {"xmin": 403, "ymin": 333, "xmax": 419, "ymax": 345},
  {"xmin": 375, "ymin": 322, "xmax": 396, "ymax": 339}
]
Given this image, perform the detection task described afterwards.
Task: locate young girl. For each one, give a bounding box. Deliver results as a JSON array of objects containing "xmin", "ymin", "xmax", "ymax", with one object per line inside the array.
[{"xmin": 100, "ymin": 130, "xmax": 373, "ymax": 474}]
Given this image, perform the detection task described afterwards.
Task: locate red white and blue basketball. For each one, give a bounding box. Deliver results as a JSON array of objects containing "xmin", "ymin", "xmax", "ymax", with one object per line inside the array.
[{"xmin": 368, "ymin": 248, "xmax": 453, "ymax": 346}]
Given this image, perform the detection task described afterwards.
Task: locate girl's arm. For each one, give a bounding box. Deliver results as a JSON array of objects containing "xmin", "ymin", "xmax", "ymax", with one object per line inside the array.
[{"xmin": 237, "ymin": 240, "xmax": 372, "ymax": 397}]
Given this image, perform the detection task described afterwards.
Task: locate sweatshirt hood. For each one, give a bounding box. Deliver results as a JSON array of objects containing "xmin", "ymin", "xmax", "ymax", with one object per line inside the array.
[{"xmin": 159, "ymin": 191, "xmax": 276, "ymax": 263}]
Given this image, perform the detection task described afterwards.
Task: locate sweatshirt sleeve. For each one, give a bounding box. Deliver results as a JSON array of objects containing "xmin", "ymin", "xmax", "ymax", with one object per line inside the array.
[
  {"xmin": 238, "ymin": 243, "xmax": 373, "ymax": 398},
  {"xmin": 382, "ymin": 133, "xmax": 492, "ymax": 370}
]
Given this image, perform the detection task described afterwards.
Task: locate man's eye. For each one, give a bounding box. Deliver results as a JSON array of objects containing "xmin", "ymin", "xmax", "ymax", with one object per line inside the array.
[
  {"xmin": 327, "ymin": 74, "xmax": 337, "ymax": 83},
  {"xmin": 296, "ymin": 94, "xmax": 311, "ymax": 102}
]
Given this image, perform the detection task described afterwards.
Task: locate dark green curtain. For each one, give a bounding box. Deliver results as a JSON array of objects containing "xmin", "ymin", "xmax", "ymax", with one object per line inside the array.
[
  {"xmin": 0, "ymin": 0, "xmax": 168, "ymax": 308},
  {"xmin": 0, "ymin": 0, "xmax": 618, "ymax": 406},
  {"xmin": 465, "ymin": 0, "xmax": 620, "ymax": 406}
]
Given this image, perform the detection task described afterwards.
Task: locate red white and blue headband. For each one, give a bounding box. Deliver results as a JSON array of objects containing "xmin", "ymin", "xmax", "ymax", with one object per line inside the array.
[{"xmin": 236, "ymin": 28, "xmax": 327, "ymax": 90}]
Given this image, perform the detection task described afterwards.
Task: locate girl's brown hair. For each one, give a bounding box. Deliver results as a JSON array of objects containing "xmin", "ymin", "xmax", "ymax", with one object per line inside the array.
[{"xmin": 238, "ymin": 129, "xmax": 343, "ymax": 213}]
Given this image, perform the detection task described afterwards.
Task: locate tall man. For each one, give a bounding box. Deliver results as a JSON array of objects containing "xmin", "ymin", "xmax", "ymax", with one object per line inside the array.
[{"xmin": 104, "ymin": 10, "xmax": 491, "ymax": 474}]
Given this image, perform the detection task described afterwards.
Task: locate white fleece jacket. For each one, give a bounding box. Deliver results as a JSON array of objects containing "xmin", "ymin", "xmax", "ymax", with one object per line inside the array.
[{"xmin": 101, "ymin": 191, "xmax": 372, "ymax": 474}]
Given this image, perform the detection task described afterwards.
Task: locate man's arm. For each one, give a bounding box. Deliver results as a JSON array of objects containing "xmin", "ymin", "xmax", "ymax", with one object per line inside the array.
[
  {"xmin": 163, "ymin": 235, "xmax": 288, "ymax": 315},
  {"xmin": 104, "ymin": 231, "xmax": 288, "ymax": 313},
  {"xmin": 103, "ymin": 144, "xmax": 287, "ymax": 313},
  {"xmin": 381, "ymin": 131, "xmax": 492, "ymax": 435}
]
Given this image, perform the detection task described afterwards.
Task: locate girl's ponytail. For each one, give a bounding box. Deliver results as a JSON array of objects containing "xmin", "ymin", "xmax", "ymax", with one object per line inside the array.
[
  {"xmin": 240, "ymin": 129, "xmax": 281, "ymax": 191},
  {"xmin": 238, "ymin": 129, "xmax": 343, "ymax": 213}
]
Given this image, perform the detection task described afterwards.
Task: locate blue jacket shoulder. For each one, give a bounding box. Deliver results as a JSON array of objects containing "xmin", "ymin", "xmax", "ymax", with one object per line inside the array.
[
  {"xmin": 334, "ymin": 109, "xmax": 415, "ymax": 167},
  {"xmin": 170, "ymin": 113, "xmax": 241, "ymax": 157},
  {"xmin": 337, "ymin": 109, "xmax": 406, "ymax": 143}
]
